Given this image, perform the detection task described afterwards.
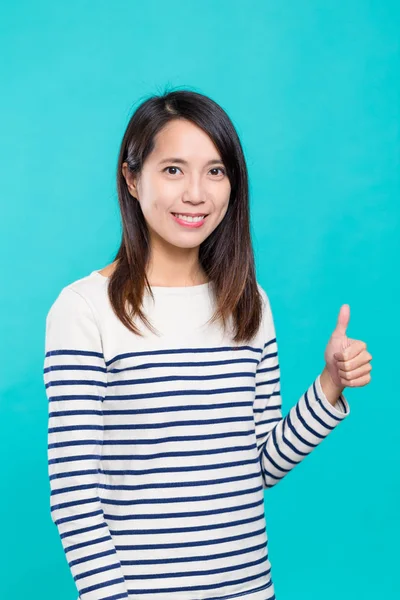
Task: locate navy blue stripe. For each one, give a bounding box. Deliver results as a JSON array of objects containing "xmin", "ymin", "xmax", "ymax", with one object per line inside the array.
[
  {"xmin": 104, "ymin": 499, "xmax": 266, "ymax": 527},
  {"xmin": 53, "ymin": 507, "xmax": 101, "ymax": 523},
  {"xmin": 49, "ymin": 425, "xmax": 104, "ymax": 433},
  {"xmin": 256, "ymin": 364, "xmax": 279, "ymax": 373},
  {"xmin": 106, "ymin": 343, "xmax": 271, "ymax": 367},
  {"xmin": 45, "ymin": 349, "xmax": 104, "ymax": 358},
  {"xmin": 255, "ymin": 390, "xmax": 280, "ymax": 400},
  {"xmin": 57, "ymin": 460, "xmax": 258, "ymax": 478},
  {"xmin": 119, "ymin": 526, "xmax": 267, "ymax": 554},
  {"xmin": 52, "ymin": 466, "xmax": 260, "ymax": 488},
  {"xmin": 256, "ymin": 377, "xmax": 280, "ymax": 388},
  {"xmin": 65, "ymin": 534, "xmax": 113, "ymax": 554},
  {"xmin": 313, "ymin": 380, "xmax": 344, "ymax": 422},
  {"xmin": 262, "ymin": 470, "xmax": 269, "ymax": 488},
  {"xmin": 263, "ymin": 338, "xmax": 276, "ymax": 349},
  {"xmin": 44, "ymin": 364, "xmax": 106, "ymax": 374},
  {"xmin": 69, "ymin": 548, "xmax": 117, "ymax": 567},
  {"xmin": 50, "ymin": 469, "xmax": 99, "ymax": 481},
  {"xmin": 48, "ymin": 414, "xmax": 256, "ymax": 433},
  {"xmin": 53, "ymin": 481, "xmax": 263, "ymax": 502},
  {"xmin": 102, "ymin": 385, "xmax": 257, "ymax": 401},
  {"xmin": 103, "ymin": 490, "xmax": 264, "ymax": 513},
  {"xmin": 52, "ymin": 499, "xmax": 99, "ymax": 515},
  {"xmin": 45, "ymin": 378, "xmax": 106, "ymax": 389},
  {"xmin": 260, "ymin": 461, "xmax": 284, "ymax": 484},
  {"xmin": 91, "ymin": 443, "xmax": 260, "ymax": 462},
  {"xmin": 338, "ymin": 396, "xmax": 348, "ymax": 413},
  {"xmin": 61, "ymin": 521, "xmax": 107, "ymax": 539},
  {"xmin": 75, "ymin": 561, "xmax": 122, "ymax": 581},
  {"xmin": 107, "ymin": 371, "xmax": 258, "ymax": 387},
  {"xmin": 109, "ymin": 357, "xmax": 260, "ymax": 374},
  {"xmin": 103, "ymin": 477, "xmax": 262, "ymax": 504},
  {"xmin": 111, "ymin": 510, "xmax": 265, "ymax": 536},
  {"xmin": 254, "ymin": 418, "xmax": 281, "ymax": 433},
  {"xmin": 123, "ymin": 553, "xmax": 268, "ymax": 579},
  {"xmin": 281, "ymin": 417, "xmax": 308, "ymax": 457},
  {"xmin": 80, "ymin": 577, "xmax": 126, "ymax": 596},
  {"xmin": 294, "ymin": 401, "xmax": 325, "ymax": 439},
  {"xmin": 49, "ymin": 440, "xmax": 102, "ymax": 449},
  {"xmin": 49, "ymin": 410, "xmax": 103, "ymax": 418},
  {"xmin": 48, "ymin": 428, "xmax": 256, "ymax": 451},
  {"xmin": 253, "ymin": 402, "xmax": 280, "ymax": 413},
  {"xmin": 102, "ymin": 400, "xmax": 253, "ymax": 414},
  {"xmin": 271, "ymin": 423, "xmax": 298, "ymax": 466},
  {"xmin": 49, "ymin": 453, "xmax": 101, "ymax": 464},
  {"xmin": 261, "ymin": 443, "xmax": 290, "ymax": 474},
  {"xmin": 49, "ymin": 399, "xmax": 256, "ymax": 419},
  {"xmin": 304, "ymin": 389, "xmax": 335, "ymax": 431},
  {"xmin": 48, "ymin": 394, "xmax": 102, "ymax": 403},
  {"xmin": 51, "ymin": 483, "xmax": 98, "ymax": 496},
  {"xmin": 336, "ymin": 397, "xmax": 344, "ymax": 412},
  {"xmin": 259, "ymin": 352, "xmax": 278, "ymax": 365},
  {"xmin": 119, "ymin": 540, "xmax": 268, "ymax": 565},
  {"xmin": 286, "ymin": 411, "xmax": 316, "ymax": 449}
]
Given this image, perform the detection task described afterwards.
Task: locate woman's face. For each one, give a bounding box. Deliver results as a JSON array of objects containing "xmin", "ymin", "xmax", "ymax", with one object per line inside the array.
[{"xmin": 122, "ymin": 118, "xmax": 231, "ymax": 250}]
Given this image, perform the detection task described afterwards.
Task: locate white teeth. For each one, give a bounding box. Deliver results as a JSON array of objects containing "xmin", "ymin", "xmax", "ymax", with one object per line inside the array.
[{"xmin": 173, "ymin": 214, "xmax": 206, "ymax": 223}]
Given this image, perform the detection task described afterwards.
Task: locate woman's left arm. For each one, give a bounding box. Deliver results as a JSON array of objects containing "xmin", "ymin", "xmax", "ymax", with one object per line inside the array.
[{"xmin": 254, "ymin": 288, "xmax": 373, "ymax": 489}]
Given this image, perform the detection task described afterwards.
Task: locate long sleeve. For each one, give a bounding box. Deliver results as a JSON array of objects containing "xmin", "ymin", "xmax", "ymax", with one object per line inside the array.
[
  {"xmin": 43, "ymin": 287, "xmax": 129, "ymax": 600},
  {"xmin": 254, "ymin": 287, "xmax": 350, "ymax": 489}
]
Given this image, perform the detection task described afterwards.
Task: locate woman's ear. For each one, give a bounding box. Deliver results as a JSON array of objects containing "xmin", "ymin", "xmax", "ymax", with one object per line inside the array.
[{"xmin": 122, "ymin": 162, "xmax": 139, "ymax": 198}]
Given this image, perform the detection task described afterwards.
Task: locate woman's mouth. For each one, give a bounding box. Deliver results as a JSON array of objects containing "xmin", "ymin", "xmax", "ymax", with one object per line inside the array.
[{"xmin": 171, "ymin": 213, "xmax": 208, "ymax": 228}]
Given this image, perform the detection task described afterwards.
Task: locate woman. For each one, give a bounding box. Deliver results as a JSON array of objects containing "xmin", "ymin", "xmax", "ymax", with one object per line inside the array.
[{"xmin": 43, "ymin": 89, "xmax": 372, "ymax": 600}]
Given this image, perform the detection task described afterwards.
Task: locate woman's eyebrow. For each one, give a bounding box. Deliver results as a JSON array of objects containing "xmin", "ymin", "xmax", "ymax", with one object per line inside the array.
[{"xmin": 158, "ymin": 157, "xmax": 223, "ymax": 166}]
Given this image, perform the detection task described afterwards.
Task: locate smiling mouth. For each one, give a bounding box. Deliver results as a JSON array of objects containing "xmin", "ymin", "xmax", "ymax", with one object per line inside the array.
[
  {"xmin": 171, "ymin": 213, "xmax": 209, "ymax": 217},
  {"xmin": 171, "ymin": 213, "xmax": 209, "ymax": 221}
]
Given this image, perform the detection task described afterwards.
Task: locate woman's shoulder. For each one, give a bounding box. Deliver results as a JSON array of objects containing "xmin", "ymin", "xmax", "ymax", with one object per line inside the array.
[
  {"xmin": 256, "ymin": 281, "xmax": 270, "ymax": 306},
  {"xmin": 45, "ymin": 264, "xmax": 114, "ymax": 323},
  {"xmin": 96, "ymin": 261, "xmax": 118, "ymax": 278}
]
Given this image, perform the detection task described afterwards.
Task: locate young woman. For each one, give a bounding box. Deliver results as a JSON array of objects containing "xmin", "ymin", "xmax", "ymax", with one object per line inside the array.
[{"xmin": 43, "ymin": 90, "xmax": 372, "ymax": 600}]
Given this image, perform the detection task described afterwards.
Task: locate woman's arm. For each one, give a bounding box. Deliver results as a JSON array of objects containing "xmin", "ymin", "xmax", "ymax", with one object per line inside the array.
[
  {"xmin": 253, "ymin": 287, "xmax": 350, "ymax": 489},
  {"xmin": 43, "ymin": 287, "xmax": 129, "ymax": 600}
]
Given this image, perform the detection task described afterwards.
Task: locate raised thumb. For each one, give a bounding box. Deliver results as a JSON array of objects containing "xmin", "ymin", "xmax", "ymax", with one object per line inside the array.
[{"xmin": 334, "ymin": 304, "xmax": 350, "ymax": 336}]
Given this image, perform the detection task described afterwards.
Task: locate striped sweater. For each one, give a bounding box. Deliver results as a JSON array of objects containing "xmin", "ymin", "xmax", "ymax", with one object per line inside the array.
[{"xmin": 43, "ymin": 270, "xmax": 350, "ymax": 600}]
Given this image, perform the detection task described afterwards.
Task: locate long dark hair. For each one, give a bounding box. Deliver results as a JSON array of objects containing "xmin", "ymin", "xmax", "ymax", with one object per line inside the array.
[{"xmin": 108, "ymin": 87, "xmax": 263, "ymax": 344}]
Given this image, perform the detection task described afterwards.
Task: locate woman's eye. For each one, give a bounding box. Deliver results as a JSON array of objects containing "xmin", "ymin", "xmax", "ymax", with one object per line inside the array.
[
  {"xmin": 164, "ymin": 166, "xmax": 182, "ymax": 175},
  {"xmin": 163, "ymin": 166, "xmax": 226, "ymax": 176}
]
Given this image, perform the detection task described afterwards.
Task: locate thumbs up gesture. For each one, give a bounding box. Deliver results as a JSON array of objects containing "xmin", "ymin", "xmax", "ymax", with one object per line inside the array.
[{"xmin": 323, "ymin": 304, "xmax": 372, "ymax": 393}]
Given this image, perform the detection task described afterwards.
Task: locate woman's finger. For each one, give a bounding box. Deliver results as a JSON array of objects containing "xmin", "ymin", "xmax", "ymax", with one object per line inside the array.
[
  {"xmin": 339, "ymin": 362, "xmax": 372, "ymax": 383},
  {"xmin": 340, "ymin": 373, "xmax": 372, "ymax": 387},
  {"xmin": 334, "ymin": 340, "xmax": 367, "ymax": 361},
  {"xmin": 335, "ymin": 349, "xmax": 372, "ymax": 372}
]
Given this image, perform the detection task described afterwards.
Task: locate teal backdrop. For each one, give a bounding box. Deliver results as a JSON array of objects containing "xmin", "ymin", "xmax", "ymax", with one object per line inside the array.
[{"xmin": 1, "ymin": 1, "xmax": 398, "ymax": 598}]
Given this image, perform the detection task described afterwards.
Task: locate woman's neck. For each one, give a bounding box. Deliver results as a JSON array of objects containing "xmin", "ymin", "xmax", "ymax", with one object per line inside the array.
[{"xmin": 97, "ymin": 261, "xmax": 209, "ymax": 287}]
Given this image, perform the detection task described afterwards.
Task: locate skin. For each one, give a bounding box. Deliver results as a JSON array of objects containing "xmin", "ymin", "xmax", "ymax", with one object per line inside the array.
[{"xmin": 100, "ymin": 119, "xmax": 372, "ymax": 406}]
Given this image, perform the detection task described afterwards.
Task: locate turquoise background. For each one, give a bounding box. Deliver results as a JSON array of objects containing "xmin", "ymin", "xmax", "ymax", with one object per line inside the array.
[{"xmin": 1, "ymin": 1, "xmax": 398, "ymax": 598}]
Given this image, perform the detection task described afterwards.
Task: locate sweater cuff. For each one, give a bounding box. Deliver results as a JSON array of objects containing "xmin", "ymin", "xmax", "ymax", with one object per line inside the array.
[{"xmin": 315, "ymin": 374, "xmax": 350, "ymax": 418}]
